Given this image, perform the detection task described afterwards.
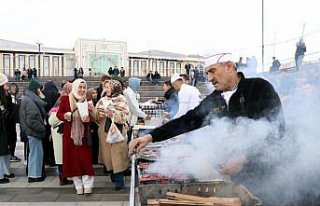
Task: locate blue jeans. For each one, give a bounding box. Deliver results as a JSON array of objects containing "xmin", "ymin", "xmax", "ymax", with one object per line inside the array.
[
  {"xmin": 0, "ymin": 154, "xmax": 11, "ymax": 178},
  {"xmin": 27, "ymin": 136, "xmax": 43, "ymax": 177}
]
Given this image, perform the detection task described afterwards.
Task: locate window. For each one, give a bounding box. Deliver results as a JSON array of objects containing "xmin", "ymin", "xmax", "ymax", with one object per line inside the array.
[
  {"xmin": 152, "ymin": 60, "xmax": 157, "ymax": 69},
  {"xmin": 141, "ymin": 60, "xmax": 146, "ymax": 69},
  {"xmin": 176, "ymin": 62, "xmax": 181, "ymax": 68},
  {"xmin": 3, "ymin": 54, "xmax": 10, "ymax": 69},
  {"xmin": 53, "ymin": 56, "xmax": 59, "ymax": 68},
  {"xmin": 29, "ymin": 55, "xmax": 36, "ymax": 68},
  {"xmin": 160, "ymin": 61, "xmax": 164, "ymax": 69},
  {"xmin": 19, "ymin": 55, "xmax": 25, "ymax": 69},
  {"xmin": 43, "ymin": 56, "xmax": 49, "ymax": 69},
  {"xmin": 169, "ymin": 62, "xmax": 175, "ymax": 68}
]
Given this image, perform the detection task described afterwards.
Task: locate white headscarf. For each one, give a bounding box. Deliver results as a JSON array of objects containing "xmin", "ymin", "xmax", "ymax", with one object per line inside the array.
[
  {"xmin": 69, "ymin": 78, "xmax": 87, "ymax": 146},
  {"xmin": 71, "ymin": 79, "xmax": 87, "ymax": 101}
]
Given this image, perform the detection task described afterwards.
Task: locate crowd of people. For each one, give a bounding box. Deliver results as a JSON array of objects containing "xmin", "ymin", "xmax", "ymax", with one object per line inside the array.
[
  {"xmin": 0, "ymin": 51, "xmax": 319, "ymax": 204},
  {"xmin": 14, "ymin": 67, "xmax": 38, "ymax": 81}
]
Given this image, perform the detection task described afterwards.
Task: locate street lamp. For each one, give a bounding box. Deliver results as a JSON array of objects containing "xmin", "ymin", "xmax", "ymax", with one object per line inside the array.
[
  {"xmin": 36, "ymin": 42, "xmax": 42, "ymax": 76},
  {"xmin": 262, "ymin": 0, "xmax": 265, "ymax": 72}
]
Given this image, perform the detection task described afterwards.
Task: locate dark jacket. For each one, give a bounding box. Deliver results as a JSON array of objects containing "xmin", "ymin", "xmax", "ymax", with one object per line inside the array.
[
  {"xmin": 150, "ymin": 72, "xmax": 285, "ymax": 141},
  {"xmin": 164, "ymin": 87, "xmax": 178, "ymax": 119},
  {"xmin": 43, "ymin": 81, "xmax": 60, "ymax": 113},
  {"xmin": 19, "ymin": 89, "xmax": 47, "ymax": 139},
  {"xmin": 0, "ymin": 107, "xmax": 9, "ymax": 155}
]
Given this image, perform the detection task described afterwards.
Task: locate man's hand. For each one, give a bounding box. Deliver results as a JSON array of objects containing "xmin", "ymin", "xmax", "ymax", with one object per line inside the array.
[
  {"xmin": 129, "ymin": 134, "xmax": 153, "ymax": 155},
  {"xmin": 219, "ymin": 155, "xmax": 248, "ymax": 177}
]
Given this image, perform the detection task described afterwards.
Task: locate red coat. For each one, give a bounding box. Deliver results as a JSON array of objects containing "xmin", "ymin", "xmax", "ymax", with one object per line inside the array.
[{"xmin": 57, "ymin": 95, "xmax": 94, "ymax": 178}]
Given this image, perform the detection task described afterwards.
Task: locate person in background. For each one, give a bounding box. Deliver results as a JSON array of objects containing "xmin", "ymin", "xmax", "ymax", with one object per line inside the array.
[
  {"xmin": 113, "ymin": 66, "xmax": 120, "ymax": 77},
  {"xmin": 0, "ymin": 74, "xmax": 20, "ymax": 164},
  {"xmin": 108, "ymin": 67, "xmax": 113, "ymax": 76},
  {"xmin": 295, "ymin": 38, "xmax": 306, "ymax": 70},
  {"xmin": 170, "ymin": 73, "xmax": 201, "ymax": 119},
  {"xmin": 94, "ymin": 80, "xmax": 130, "ymax": 190},
  {"xmin": 32, "ymin": 68, "xmax": 37, "ymax": 78},
  {"xmin": 43, "ymin": 81, "xmax": 60, "ymax": 167},
  {"xmin": 179, "ymin": 74, "xmax": 191, "ymax": 85},
  {"xmin": 153, "ymin": 71, "xmax": 161, "ymax": 85},
  {"xmin": 78, "ymin": 67, "xmax": 84, "ymax": 78},
  {"xmin": 19, "ymin": 78, "xmax": 47, "ymax": 183},
  {"xmin": 120, "ymin": 67, "xmax": 125, "ymax": 78},
  {"xmin": 73, "ymin": 68, "xmax": 78, "ymax": 80},
  {"xmin": 57, "ymin": 79, "xmax": 95, "ymax": 195},
  {"xmin": 48, "ymin": 83, "xmax": 73, "ymax": 185},
  {"xmin": 146, "ymin": 71, "xmax": 154, "ymax": 85},
  {"xmin": 96, "ymin": 75, "xmax": 112, "ymax": 102},
  {"xmin": 121, "ymin": 77, "xmax": 150, "ymax": 141},
  {"xmin": 21, "ymin": 68, "xmax": 27, "ymax": 82},
  {"xmin": 86, "ymin": 88, "xmax": 99, "ymax": 164},
  {"xmin": 162, "ymin": 80, "xmax": 178, "ymax": 121},
  {"xmin": 0, "ymin": 73, "xmax": 13, "ymax": 184},
  {"xmin": 130, "ymin": 53, "xmax": 285, "ymax": 205},
  {"xmin": 270, "ymin": 57, "xmax": 281, "ymax": 72}
]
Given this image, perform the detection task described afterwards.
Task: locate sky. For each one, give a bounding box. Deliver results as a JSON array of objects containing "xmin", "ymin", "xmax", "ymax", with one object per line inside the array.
[{"xmin": 1, "ymin": 0, "xmax": 319, "ymax": 67}]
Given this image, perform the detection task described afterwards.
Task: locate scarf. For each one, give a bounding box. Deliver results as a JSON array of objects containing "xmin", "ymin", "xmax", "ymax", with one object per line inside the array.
[{"xmin": 69, "ymin": 79, "xmax": 87, "ymax": 146}]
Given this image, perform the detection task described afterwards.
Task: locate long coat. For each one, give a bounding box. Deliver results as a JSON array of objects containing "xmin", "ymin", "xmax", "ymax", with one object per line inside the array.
[
  {"xmin": 95, "ymin": 94, "xmax": 129, "ymax": 173},
  {"xmin": 48, "ymin": 109, "xmax": 63, "ymax": 164},
  {"xmin": 56, "ymin": 95, "xmax": 94, "ymax": 178},
  {"xmin": 0, "ymin": 108, "xmax": 9, "ymax": 156}
]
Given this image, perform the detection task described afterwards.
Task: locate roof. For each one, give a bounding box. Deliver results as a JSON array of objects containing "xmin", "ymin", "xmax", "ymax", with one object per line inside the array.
[
  {"xmin": 129, "ymin": 50, "xmax": 204, "ymax": 61},
  {"xmin": 0, "ymin": 39, "xmax": 73, "ymax": 54}
]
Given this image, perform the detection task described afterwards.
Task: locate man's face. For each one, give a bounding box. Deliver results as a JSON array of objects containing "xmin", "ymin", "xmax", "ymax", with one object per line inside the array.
[{"xmin": 206, "ymin": 62, "xmax": 233, "ymax": 91}]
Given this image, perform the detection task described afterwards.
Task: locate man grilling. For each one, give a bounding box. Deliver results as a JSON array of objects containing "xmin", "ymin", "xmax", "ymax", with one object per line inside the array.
[{"xmin": 129, "ymin": 53, "xmax": 285, "ymax": 204}]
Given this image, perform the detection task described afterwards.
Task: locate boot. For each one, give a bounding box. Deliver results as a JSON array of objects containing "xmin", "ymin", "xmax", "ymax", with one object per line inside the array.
[
  {"xmin": 114, "ymin": 172, "xmax": 125, "ymax": 190},
  {"xmin": 58, "ymin": 164, "xmax": 72, "ymax": 185},
  {"xmin": 109, "ymin": 170, "xmax": 115, "ymax": 183}
]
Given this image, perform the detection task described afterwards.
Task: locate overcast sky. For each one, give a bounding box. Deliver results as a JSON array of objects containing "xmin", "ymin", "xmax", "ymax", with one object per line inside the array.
[{"xmin": 1, "ymin": 0, "xmax": 319, "ymax": 65}]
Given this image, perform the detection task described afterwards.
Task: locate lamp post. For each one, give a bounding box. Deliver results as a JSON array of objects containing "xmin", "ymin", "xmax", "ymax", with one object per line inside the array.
[
  {"xmin": 262, "ymin": 0, "xmax": 265, "ymax": 72},
  {"xmin": 36, "ymin": 42, "xmax": 42, "ymax": 76}
]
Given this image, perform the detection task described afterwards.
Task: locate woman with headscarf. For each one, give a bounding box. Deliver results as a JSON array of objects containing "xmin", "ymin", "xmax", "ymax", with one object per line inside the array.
[
  {"xmin": 94, "ymin": 80, "xmax": 129, "ymax": 190},
  {"xmin": 56, "ymin": 79, "xmax": 95, "ymax": 195}
]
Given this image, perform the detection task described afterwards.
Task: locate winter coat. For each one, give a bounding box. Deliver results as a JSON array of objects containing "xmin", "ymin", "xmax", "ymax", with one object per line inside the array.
[
  {"xmin": 19, "ymin": 89, "xmax": 47, "ymax": 139},
  {"xmin": 0, "ymin": 107, "xmax": 9, "ymax": 155},
  {"xmin": 164, "ymin": 87, "xmax": 179, "ymax": 119},
  {"xmin": 56, "ymin": 95, "xmax": 94, "ymax": 178},
  {"xmin": 48, "ymin": 108, "xmax": 63, "ymax": 164},
  {"xmin": 43, "ymin": 81, "xmax": 60, "ymax": 113},
  {"xmin": 94, "ymin": 94, "xmax": 130, "ymax": 173}
]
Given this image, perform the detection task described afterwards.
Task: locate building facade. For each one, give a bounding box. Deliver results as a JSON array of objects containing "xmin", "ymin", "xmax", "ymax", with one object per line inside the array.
[{"xmin": 0, "ymin": 38, "xmax": 204, "ymax": 78}]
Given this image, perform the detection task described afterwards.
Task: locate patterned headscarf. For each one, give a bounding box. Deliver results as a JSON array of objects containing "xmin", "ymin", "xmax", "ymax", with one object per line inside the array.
[{"xmin": 108, "ymin": 80, "xmax": 123, "ymax": 97}]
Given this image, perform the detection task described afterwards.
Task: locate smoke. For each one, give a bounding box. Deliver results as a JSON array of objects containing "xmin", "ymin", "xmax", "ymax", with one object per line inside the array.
[{"xmin": 145, "ymin": 67, "xmax": 320, "ymax": 205}]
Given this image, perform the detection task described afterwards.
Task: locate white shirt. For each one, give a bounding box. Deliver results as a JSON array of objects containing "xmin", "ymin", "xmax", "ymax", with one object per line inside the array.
[
  {"xmin": 221, "ymin": 88, "xmax": 237, "ymax": 108},
  {"xmin": 174, "ymin": 84, "xmax": 201, "ymax": 119}
]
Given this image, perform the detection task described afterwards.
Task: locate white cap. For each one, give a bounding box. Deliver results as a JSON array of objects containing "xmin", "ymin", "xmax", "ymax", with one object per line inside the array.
[
  {"xmin": 0, "ymin": 73, "xmax": 8, "ymax": 86},
  {"xmin": 205, "ymin": 53, "xmax": 236, "ymax": 70},
  {"xmin": 170, "ymin": 73, "xmax": 183, "ymax": 83}
]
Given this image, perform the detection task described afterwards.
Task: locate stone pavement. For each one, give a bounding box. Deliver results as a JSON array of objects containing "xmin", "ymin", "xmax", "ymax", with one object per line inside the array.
[{"xmin": 0, "ymin": 140, "xmax": 130, "ymax": 206}]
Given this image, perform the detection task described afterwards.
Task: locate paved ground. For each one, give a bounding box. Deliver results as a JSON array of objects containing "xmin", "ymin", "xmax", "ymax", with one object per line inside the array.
[{"xmin": 0, "ymin": 138, "xmax": 130, "ymax": 206}]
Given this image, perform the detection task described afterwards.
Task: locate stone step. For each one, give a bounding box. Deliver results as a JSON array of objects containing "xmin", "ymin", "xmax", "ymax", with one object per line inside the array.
[{"xmin": 3, "ymin": 141, "xmax": 131, "ymax": 204}]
